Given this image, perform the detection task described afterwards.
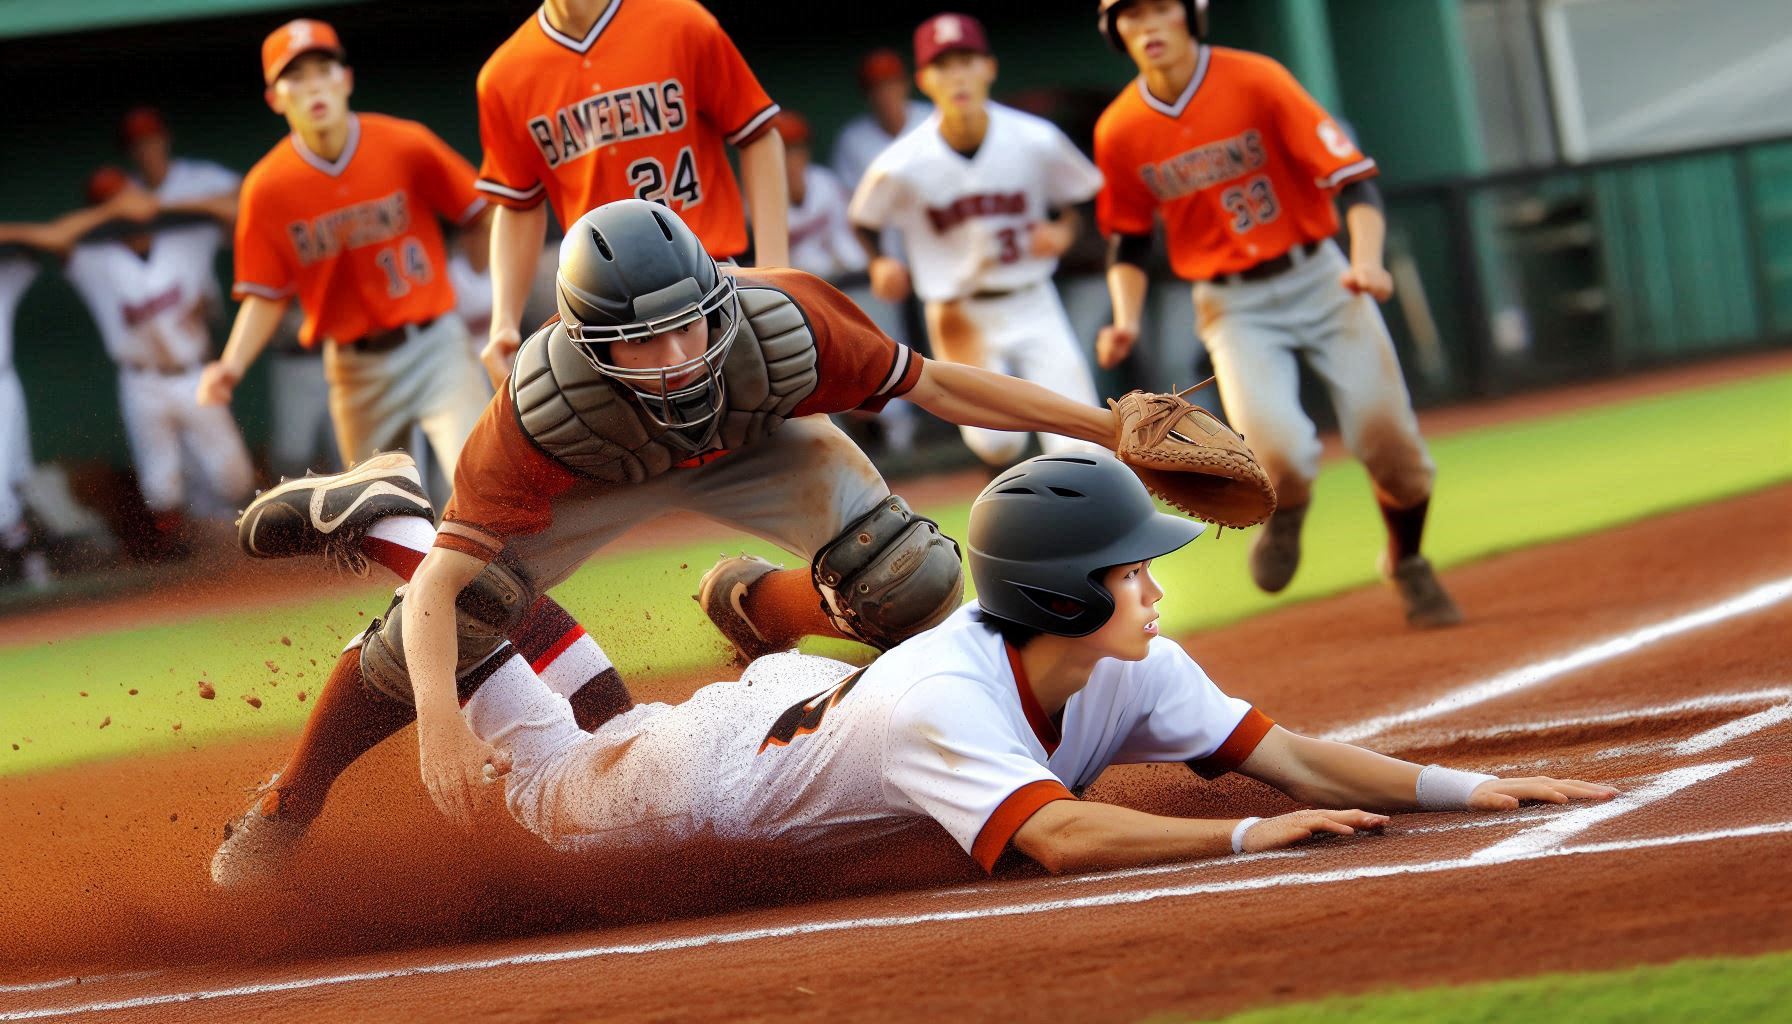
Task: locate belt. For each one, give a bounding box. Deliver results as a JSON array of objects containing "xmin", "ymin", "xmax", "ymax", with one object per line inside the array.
[
  {"xmin": 344, "ymin": 315, "xmax": 438, "ymax": 354},
  {"xmin": 1215, "ymin": 240, "xmax": 1325, "ymax": 286},
  {"xmin": 967, "ymin": 286, "xmax": 1024, "ymax": 301}
]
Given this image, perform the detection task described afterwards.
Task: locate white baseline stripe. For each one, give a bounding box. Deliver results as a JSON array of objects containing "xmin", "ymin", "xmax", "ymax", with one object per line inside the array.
[
  {"xmin": 1385, "ymin": 686, "xmax": 1792, "ymax": 748},
  {"xmin": 1674, "ymin": 703, "xmax": 1792, "ymax": 756},
  {"xmin": 1326, "ymin": 577, "xmax": 1792, "ymax": 743},
  {"xmin": 9, "ymin": 819, "xmax": 1791, "ymax": 1021}
]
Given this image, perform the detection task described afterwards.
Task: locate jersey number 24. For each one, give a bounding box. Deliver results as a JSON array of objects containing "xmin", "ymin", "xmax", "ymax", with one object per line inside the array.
[{"xmin": 629, "ymin": 146, "xmax": 703, "ymax": 210}]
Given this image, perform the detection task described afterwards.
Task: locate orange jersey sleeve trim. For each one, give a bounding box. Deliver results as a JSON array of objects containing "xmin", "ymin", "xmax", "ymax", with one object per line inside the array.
[
  {"xmin": 1187, "ymin": 708, "xmax": 1275, "ymax": 780},
  {"xmin": 971, "ymin": 779, "xmax": 1076, "ymax": 874},
  {"xmin": 726, "ymin": 102, "xmax": 781, "ymax": 148},
  {"xmin": 475, "ymin": 177, "xmax": 548, "ymax": 209}
]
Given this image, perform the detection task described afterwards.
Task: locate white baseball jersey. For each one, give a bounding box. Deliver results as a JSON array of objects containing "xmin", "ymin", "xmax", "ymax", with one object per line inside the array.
[
  {"xmin": 0, "ymin": 258, "xmax": 41, "ymax": 531},
  {"xmin": 64, "ymin": 226, "xmax": 223, "ymax": 371},
  {"xmin": 143, "ymin": 157, "xmax": 241, "ymax": 205},
  {"xmin": 832, "ymin": 101, "xmax": 934, "ymax": 191},
  {"xmin": 468, "ymin": 602, "xmax": 1272, "ymax": 871},
  {"xmin": 849, "ymin": 103, "xmax": 1104, "ymax": 303},
  {"xmin": 448, "ymin": 251, "xmax": 494, "ymax": 341},
  {"xmin": 787, "ymin": 164, "xmax": 867, "ymax": 280}
]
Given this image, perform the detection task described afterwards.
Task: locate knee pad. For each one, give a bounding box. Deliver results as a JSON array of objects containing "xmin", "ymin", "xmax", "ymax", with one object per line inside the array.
[
  {"xmin": 812, "ymin": 495, "xmax": 963, "ymax": 650},
  {"xmin": 358, "ymin": 558, "xmax": 535, "ymax": 704}
]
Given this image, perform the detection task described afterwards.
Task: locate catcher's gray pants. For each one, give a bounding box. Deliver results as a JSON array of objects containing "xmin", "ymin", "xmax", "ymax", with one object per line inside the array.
[
  {"xmin": 506, "ymin": 415, "xmax": 892, "ymax": 594},
  {"xmin": 322, "ymin": 315, "xmax": 488, "ymax": 477},
  {"xmin": 1194, "ymin": 240, "xmax": 1433, "ymax": 510}
]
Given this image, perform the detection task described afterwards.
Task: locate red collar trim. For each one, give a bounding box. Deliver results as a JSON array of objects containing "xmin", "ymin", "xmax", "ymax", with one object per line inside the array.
[{"xmin": 1005, "ymin": 642, "xmax": 1060, "ymax": 754}]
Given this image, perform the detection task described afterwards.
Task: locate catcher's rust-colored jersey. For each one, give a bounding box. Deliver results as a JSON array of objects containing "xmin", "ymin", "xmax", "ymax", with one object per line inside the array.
[
  {"xmin": 1094, "ymin": 46, "xmax": 1377, "ymax": 282},
  {"xmin": 493, "ymin": 605, "xmax": 1275, "ymax": 871},
  {"xmin": 437, "ymin": 268, "xmax": 923, "ymax": 559},
  {"xmin": 474, "ymin": 0, "xmax": 779, "ymax": 257},
  {"xmin": 234, "ymin": 113, "xmax": 486, "ymax": 346}
]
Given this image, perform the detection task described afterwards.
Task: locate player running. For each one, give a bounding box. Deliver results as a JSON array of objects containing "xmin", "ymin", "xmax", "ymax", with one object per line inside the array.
[
  {"xmin": 195, "ymin": 19, "xmax": 493, "ymax": 478},
  {"xmin": 1091, "ymin": 0, "xmax": 1461, "ymax": 627},
  {"xmin": 453, "ymin": 451, "xmax": 1615, "ymax": 871},
  {"xmin": 206, "ymin": 197, "xmax": 1128, "ymax": 884},
  {"xmin": 474, "ymin": 0, "xmax": 788, "ymax": 386},
  {"xmin": 850, "ymin": 13, "xmax": 1105, "ymax": 470}
]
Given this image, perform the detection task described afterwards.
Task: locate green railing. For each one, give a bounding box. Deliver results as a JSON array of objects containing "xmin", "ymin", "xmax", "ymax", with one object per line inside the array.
[{"xmin": 1382, "ymin": 133, "xmax": 1792, "ymax": 401}]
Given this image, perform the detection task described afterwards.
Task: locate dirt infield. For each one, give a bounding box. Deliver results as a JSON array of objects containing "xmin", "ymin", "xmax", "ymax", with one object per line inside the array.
[{"xmin": 2, "ymin": 482, "xmax": 1788, "ymax": 1021}]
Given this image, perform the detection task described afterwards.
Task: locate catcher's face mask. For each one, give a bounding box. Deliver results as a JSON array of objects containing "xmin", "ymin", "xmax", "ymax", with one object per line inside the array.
[{"xmin": 565, "ymin": 273, "xmax": 742, "ymax": 432}]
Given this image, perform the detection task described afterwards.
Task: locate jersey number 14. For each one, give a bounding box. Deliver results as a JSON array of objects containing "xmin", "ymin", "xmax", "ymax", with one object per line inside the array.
[{"xmin": 628, "ymin": 146, "xmax": 703, "ymax": 210}]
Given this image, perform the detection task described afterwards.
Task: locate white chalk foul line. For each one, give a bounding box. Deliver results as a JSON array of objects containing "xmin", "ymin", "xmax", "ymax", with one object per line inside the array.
[
  {"xmin": 1674, "ymin": 703, "xmax": 1792, "ymax": 756},
  {"xmin": 8, "ymin": 817, "xmax": 1791, "ymax": 1021},
  {"xmin": 1325, "ymin": 576, "xmax": 1792, "ymax": 743},
  {"xmin": 1383, "ymin": 686, "xmax": 1792, "ymax": 749}
]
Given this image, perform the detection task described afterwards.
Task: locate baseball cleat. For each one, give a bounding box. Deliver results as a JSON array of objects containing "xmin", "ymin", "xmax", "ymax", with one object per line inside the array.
[
  {"xmin": 237, "ymin": 451, "xmax": 433, "ymax": 571},
  {"xmin": 209, "ymin": 776, "xmax": 309, "ymax": 888},
  {"xmin": 1382, "ymin": 553, "xmax": 1463, "ymax": 629},
  {"xmin": 1248, "ymin": 504, "xmax": 1307, "ymax": 593},
  {"xmin": 698, "ymin": 554, "xmax": 788, "ymax": 664}
]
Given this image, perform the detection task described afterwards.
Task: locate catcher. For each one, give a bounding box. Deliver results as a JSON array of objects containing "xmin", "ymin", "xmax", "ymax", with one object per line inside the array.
[
  {"xmin": 455, "ymin": 451, "xmax": 1615, "ymax": 871},
  {"xmin": 210, "ymin": 198, "xmax": 1270, "ymax": 883}
]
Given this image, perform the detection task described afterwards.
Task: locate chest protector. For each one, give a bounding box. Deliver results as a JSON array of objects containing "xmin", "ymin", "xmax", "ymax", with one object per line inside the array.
[{"xmin": 510, "ymin": 285, "xmax": 820, "ymax": 483}]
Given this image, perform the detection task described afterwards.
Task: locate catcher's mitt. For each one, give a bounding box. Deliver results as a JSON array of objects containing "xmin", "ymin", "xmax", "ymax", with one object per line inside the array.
[{"xmin": 1108, "ymin": 387, "xmax": 1276, "ymax": 528}]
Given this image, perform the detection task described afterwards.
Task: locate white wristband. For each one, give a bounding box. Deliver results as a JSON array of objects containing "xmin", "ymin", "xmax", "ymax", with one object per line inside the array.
[
  {"xmin": 1415, "ymin": 764, "xmax": 1497, "ymax": 810},
  {"xmin": 1231, "ymin": 816, "xmax": 1262, "ymax": 855}
]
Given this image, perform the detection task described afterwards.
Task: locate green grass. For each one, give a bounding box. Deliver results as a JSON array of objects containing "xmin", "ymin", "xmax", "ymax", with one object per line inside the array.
[
  {"xmin": 1171, "ymin": 950, "xmax": 1792, "ymax": 1024},
  {"xmin": 3, "ymin": 370, "xmax": 1789, "ymax": 776}
]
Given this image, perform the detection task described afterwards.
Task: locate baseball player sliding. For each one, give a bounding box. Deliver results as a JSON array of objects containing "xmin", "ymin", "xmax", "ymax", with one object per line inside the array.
[
  {"xmin": 440, "ymin": 453, "xmax": 1616, "ymax": 871},
  {"xmin": 850, "ymin": 12, "xmax": 1105, "ymax": 470},
  {"xmin": 473, "ymin": 0, "xmax": 788, "ymax": 387},
  {"xmin": 209, "ymin": 198, "xmax": 1255, "ymax": 885},
  {"xmin": 1093, "ymin": 0, "xmax": 1461, "ymax": 627}
]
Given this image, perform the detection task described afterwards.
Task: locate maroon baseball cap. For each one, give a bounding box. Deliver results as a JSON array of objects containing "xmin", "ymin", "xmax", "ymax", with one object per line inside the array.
[{"xmin": 914, "ymin": 13, "xmax": 991, "ymax": 68}]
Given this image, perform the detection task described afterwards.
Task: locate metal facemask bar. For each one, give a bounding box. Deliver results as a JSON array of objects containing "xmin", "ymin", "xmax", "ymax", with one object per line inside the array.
[{"xmin": 565, "ymin": 273, "xmax": 742, "ymax": 433}]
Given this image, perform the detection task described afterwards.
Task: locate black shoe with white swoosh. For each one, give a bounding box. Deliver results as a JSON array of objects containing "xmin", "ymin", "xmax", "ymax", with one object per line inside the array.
[{"xmin": 237, "ymin": 451, "xmax": 434, "ymax": 569}]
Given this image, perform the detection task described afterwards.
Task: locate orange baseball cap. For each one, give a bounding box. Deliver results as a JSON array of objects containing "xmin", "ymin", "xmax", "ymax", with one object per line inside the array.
[
  {"xmin": 261, "ymin": 19, "xmax": 346, "ymax": 85},
  {"xmin": 773, "ymin": 111, "xmax": 812, "ymax": 148},
  {"xmin": 85, "ymin": 166, "xmax": 131, "ymax": 205},
  {"xmin": 857, "ymin": 48, "xmax": 907, "ymax": 92}
]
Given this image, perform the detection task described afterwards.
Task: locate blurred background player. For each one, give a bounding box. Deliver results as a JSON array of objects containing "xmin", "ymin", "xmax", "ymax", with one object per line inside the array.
[
  {"xmin": 1092, "ymin": 0, "xmax": 1460, "ymax": 627},
  {"xmin": 1, "ymin": 179, "xmax": 242, "ymax": 562},
  {"xmin": 850, "ymin": 13, "xmax": 1104, "ymax": 471},
  {"xmin": 777, "ymin": 110, "xmax": 917, "ymax": 458},
  {"xmin": 833, "ymin": 48, "xmax": 933, "ymax": 193},
  {"xmin": 116, "ymin": 105, "xmax": 241, "ymax": 227},
  {"xmin": 0, "ymin": 251, "xmax": 50, "ymax": 586},
  {"xmin": 195, "ymin": 19, "xmax": 493, "ymax": 487},
  {"xmin": 473, "ymin": 0, "xmax": 789, "ymax": 386},
  {"xmin": 64, "ymin": 168, "xmax": 253, "ymax": 556}
]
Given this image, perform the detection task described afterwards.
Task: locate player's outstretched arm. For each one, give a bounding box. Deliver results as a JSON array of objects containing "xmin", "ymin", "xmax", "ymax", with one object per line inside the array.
[
  {"xmin": 1236, "ymin": 725, "xmax": 1618, "ymax": 814},
  {"xmin": 1013, "ymin": 798, "xmax": 1387, "ymax": 874},
  {"xmin": 905, "ymin": 359, "xmax": 1116, "ymax": 447},
  {"xmin": 0, "ymin": 188, "xmax": 157, "ymax": 257},
  {"xmin": 1098, "ymin": 257, "xmax": 1148, "ymax": 369},
  {"xmin": 197, "ymin": 294, "xmax": 288, "ymax": 406},
  {"xmin": 404, "ymin": 545, "xmax": 509, "ymax": 830}
]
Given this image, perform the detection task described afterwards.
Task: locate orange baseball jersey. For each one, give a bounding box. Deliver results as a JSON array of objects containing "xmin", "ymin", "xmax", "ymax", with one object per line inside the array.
[
  {"xmin": 475, "ymin": 0, "xmax": 779, "ymax": 258},
  {"xmin": 234, "ymin": 113, "xmax": 486, "ymax": 346},
  {"xmin": 438, "ymin": 268, "xmax": 924, "ymax": 558},
  {"xmin": 1094, "ymin": 47, "xmax": 1377, "ymax": 282}
]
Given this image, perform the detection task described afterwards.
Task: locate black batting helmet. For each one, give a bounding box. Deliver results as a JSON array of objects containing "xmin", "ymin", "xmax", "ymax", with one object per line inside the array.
[
  {"xmin": 555, "ymin": 199, "xmax": 742, "ymax": 433},
  {"xmin": 968, "ymin": 452, "xmax": 1204, "ymax": 637},
  {"xmin": 1098, "ymin": 0, "xmax": 1208, "ymax": 54}
]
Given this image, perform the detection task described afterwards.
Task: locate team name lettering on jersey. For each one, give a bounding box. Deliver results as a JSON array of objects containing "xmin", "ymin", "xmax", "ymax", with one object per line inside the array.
[
  {"xmin": 121, "ymin": 286, "xmax": 190, "ymax": 328},
  {"xmin": 287, "ymin": 191, "xmax": 412, "ymax": 267},
  {"xmin": 528, "ymin": 80, "xmax": 689, "ymax": 169},
  {"xmin": 1138, "ymin": 130, "xmax": 1268, "ymax": 202},
  {"xmin": 924, "ymin": 191, "xmax": 1027, "ymax": 233}
]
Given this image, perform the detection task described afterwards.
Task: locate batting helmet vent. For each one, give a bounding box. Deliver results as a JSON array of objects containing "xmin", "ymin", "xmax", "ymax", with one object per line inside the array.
[
  {"xmin": 969, "ymin": 452, "xmax": 1204, "ymax": 637},
  {"xmin": 590, "ymin": 228, "xmax": 616, "ymax": 261}
]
